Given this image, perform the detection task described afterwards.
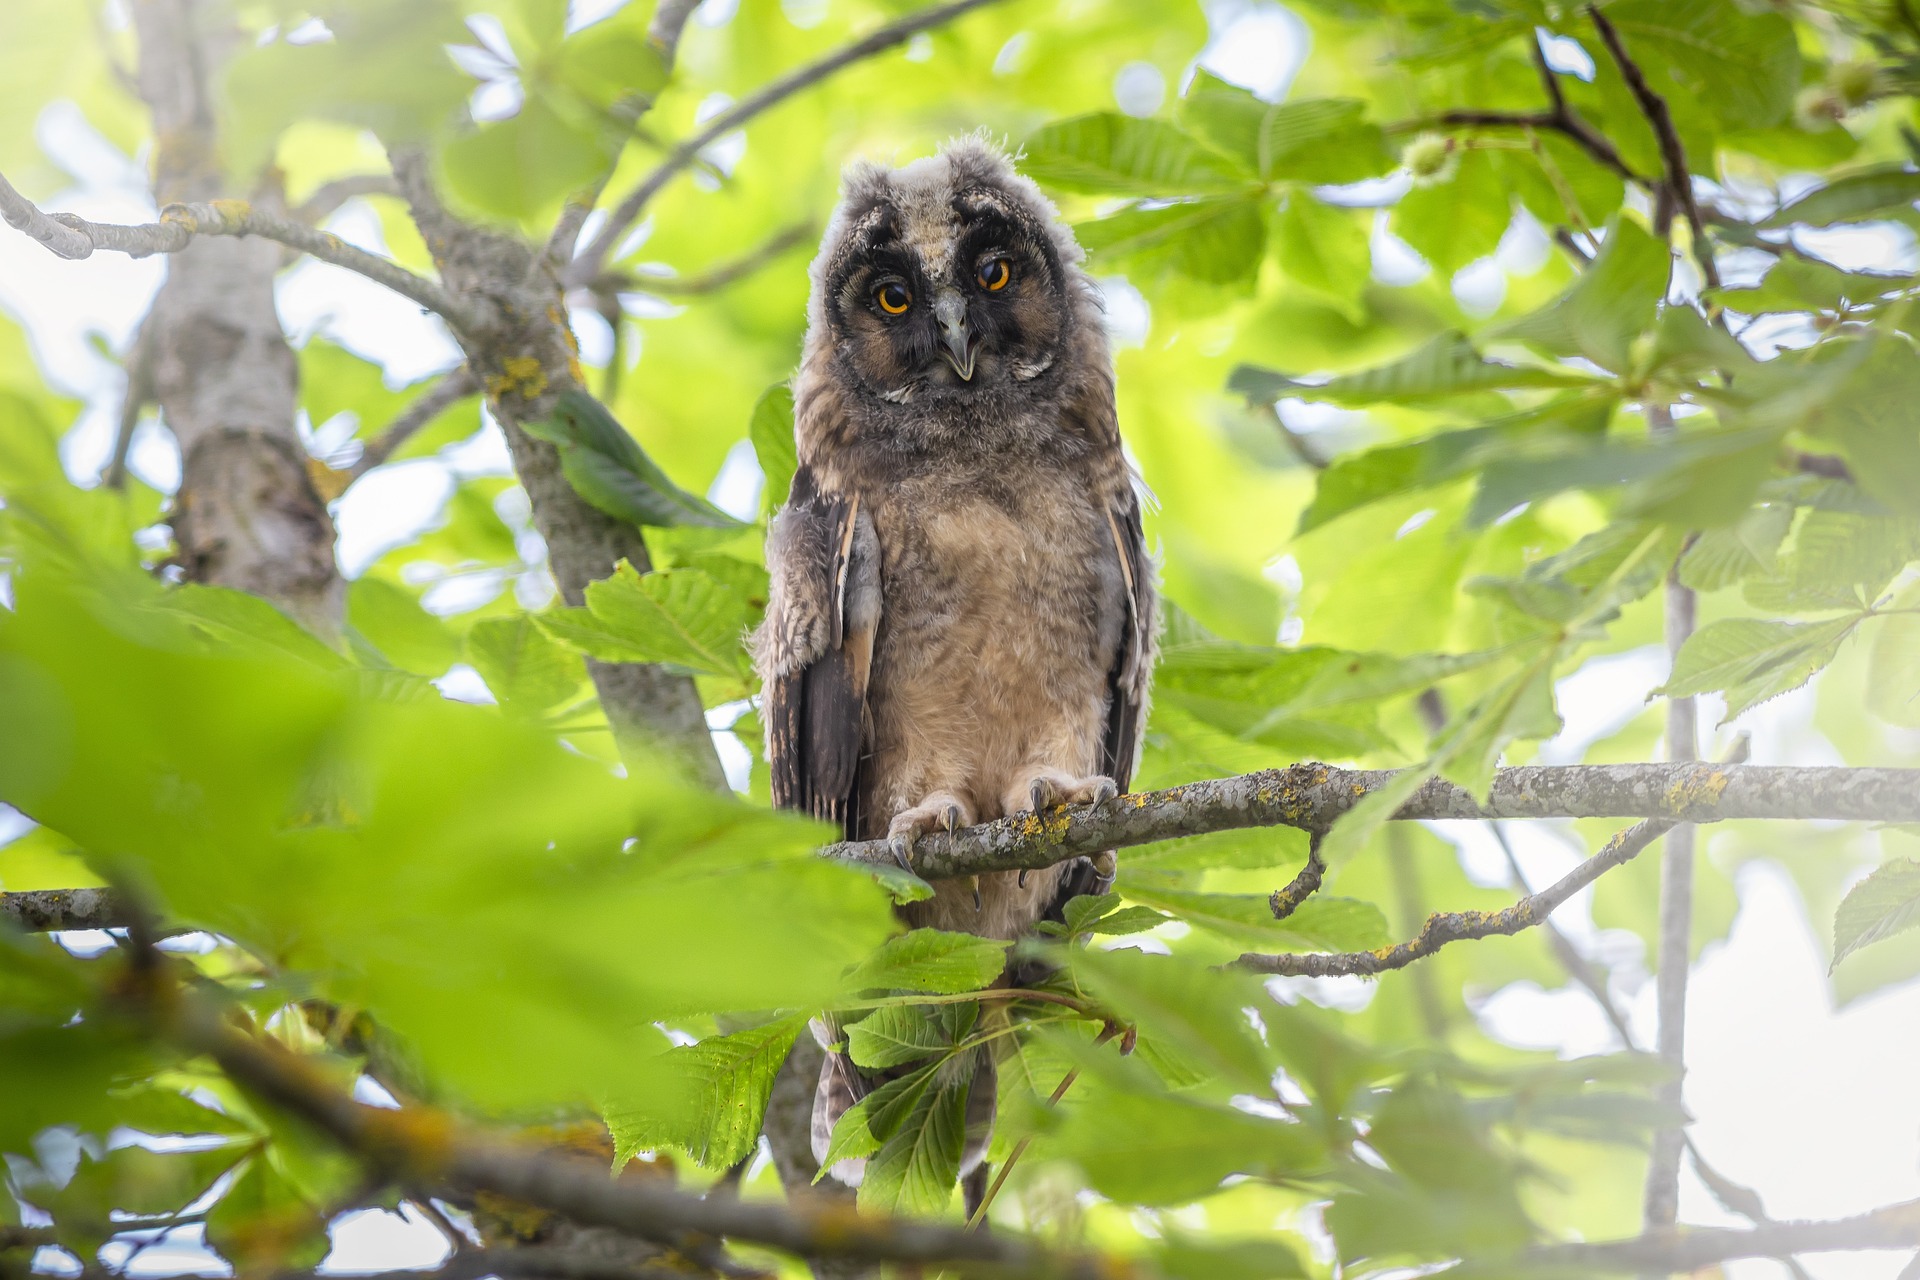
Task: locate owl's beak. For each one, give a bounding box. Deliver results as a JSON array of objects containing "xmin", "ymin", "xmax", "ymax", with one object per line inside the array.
[{"xmin": 933, "ymin": 289, "xmax": 975, "ymax": 381}]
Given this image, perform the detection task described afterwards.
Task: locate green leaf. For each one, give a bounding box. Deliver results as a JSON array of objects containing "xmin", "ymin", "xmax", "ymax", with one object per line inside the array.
[
  {"xmin": 846, "ymin": 1004, "xmax": 964, "ymax": 1070},
  {"xmin": 346, "ymin": 577, "xmax": 458, "ymax": 676},
  {"xmin": 816, "ymin": 1091, "xmax": 885, "ymax": 1176},
  {"xmin": 1491, "ymin": 217, "xmax": 1670, "ymax": 372},
  {"xmin": 1391, "ymin": 146, "xmax": 1511, "ymax": 274},
  {"xmin": 1293, "ymin": 399, "xmax": 1607, "ymax": 533},
  {"xmin": 206, "ymin": 1157, "xmax": 329, "ymax": 1272},
  {"xmin": 1868, "ymin": 580, "xmax": 1920, "ymax": 728},
  {"xmin": 537, "ymin": 561, "xmax": 754, "ymax": 678},
  {"xmin": 1067, "ymin": 947, "xmax": 1274, "ymax": 1093},
  {"xmin": 439, "ymin": 95, "xmax": 620, "ymax": 223},
  {"xmin": 1717, "ymin": 252, "xmax": 1914, "ymax": 315},
  {"xmin": 1232, "ymin": 332, "xmax": 1590, "ymax": 409},
  {"xmin": 603, "ymin": 1014, "xmax": 807, "ymax": 1169},
  {"xmin": 1119, "ymin": 884, "xmax": 1389, "ymax": 953},
  {"xmin": 1155, "ymin": 1235, "xmax": 1309, "ymax": 1280},
  {"xmin": 1049, "ymin": 1047, "xmax": 1322, "ymax": 1204},
  {"xmin": 846, "ymin": 929, "xmax": 1010, "ymax": 995},
  {"xmin": 1761, "ymin": 166, "xmax": 1920, "ymax": 229},
  {"xmin": 1178, "ymin": 75, "xmax": 1391, "ymax": 183},
  {"xmin": 748, "ymin": 383, "xmax": 797, "ymax": 515},
  {"xmin": 466, "ymin": 614, "xmax": 586, "ymax": 714},
  {"xmin": 1678, "ymin": 504, "xmax": 1792, "ymax": 592},
  {"xmin": 521, "ymin": 389, "xmax": 744, "ymax": 529},
  {"xmin": 1655, "ymin": 615, "xmax": 1862, "ymax": 720},
  {"xmin": 1075, "ymin": 196, "xmax": 1268, "ymax": 286},
  {"xmin": 1601, "ymin": 0, "xmax": 1800, "ymax": 130},
  {"xmin": 1271, "ymin": 192, "xmax": 1371, "ymax": 320},
  {"xmin": 1022, "ymin": 113, "xmax": 1249, "ymax": 195},
  {"xmin": 858, "ymin": 1071, "xmax": 970, "ymax": 1216},
  {"xmin": 1833, "ymin": 859, "xmax": 1920, "ymax": 967}
]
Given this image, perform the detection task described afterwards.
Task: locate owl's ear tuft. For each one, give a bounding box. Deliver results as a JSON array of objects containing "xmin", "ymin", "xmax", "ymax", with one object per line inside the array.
[
  {"xmin": 839, "ymin": 159, "xmax": 894, "ymax": 204},
  {"xmin": 938, "ymin": 130, "xmax": 1020, "ymax": 184}
]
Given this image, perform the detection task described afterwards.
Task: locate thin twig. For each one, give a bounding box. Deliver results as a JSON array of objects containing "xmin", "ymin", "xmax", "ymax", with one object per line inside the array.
[
  {"xmin": 965, "ymin": 1025, "xmax": 1121, "ymax": 1229},
  {"xmin": 1451, "ymin": 1197, "xmax": 1920, "ymax": 1275},
  {"xmin": 0, "ymin": 173, "xmax": 477, "ymax": 331},
  {"xmin": 293, "ymin": 174, "xmax": 401, "ymax": 225},
  {"xmin": 346, "ymin": 366, "xmax": 481, "ymax": 481},
  {"xmin": 540, "ymin": 0, "xmax": 707, "ymax": 270},
  {"xmin": 104, "ymin": 318, "xmax": 155, "ymax": 490},
  {"xmin": 1268, "ymin": 831, "xmax": 1326, "ymax": 919},
  {"xmin": 1236, "ymin": 817, "xmax": 1673, "ymax": 977},
  {"xmin": 616, "ymin": 221, "xmax": 816, "ymax": 297},
  {"xmin": 1641, "ymin": 403, "xmax": 1698, "ymax": 1242},
  {"xmin": 1585, "ymin": 4, "xmax": 1721, "ymax": 289},
  {"xmin": 568, "ymin": 0, "xmax": 1009, "ymax": 288},
  {"xmin": 1401, "ymin": 33, "xmax": 1641, "ymax": 187}
]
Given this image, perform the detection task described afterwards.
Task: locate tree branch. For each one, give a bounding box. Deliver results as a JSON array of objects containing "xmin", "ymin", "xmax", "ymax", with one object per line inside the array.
[
  {"xmin": 1585, "ymin": 3, "xmax": 1721, "ymax": 289},
  {"xmin": 1237, "ymin": 816, "xmax": 1672, "ymax": 976},
  {"xmin": 825, "ymin": 762, "xmax": 1920, "ymax": 880},
  {"xmin": 611, "ymin": 220, "xmax": 816, "ymax": 297},
  {"xmin": 1458, "ymin": 1198, "xmax": 1920, "ymax": 1275},
  {"xmin": 1, "ymin": 887, "xmax": 133, "ymax": 932},
  {"xmin": 14, "ymin": 763, "xmax": 1920, "ymax": 934},
  {"xmin": 567, "ymin": 0, "xmax": 1009, "ymax": 288},
  {"xmin": 171, "ymin": 1000, "xmax": 1123, "ymax": 1279},
  {"xmin": 347, "ymin": 366, "xmax": 481, "ymax": 481},
  {"xmin": 292, "ymin": 173, "xmax": 401, "ymax": 225},
  {"xmin": 0, "ymin": 173, "xmax": 477, "ymax": 331}
]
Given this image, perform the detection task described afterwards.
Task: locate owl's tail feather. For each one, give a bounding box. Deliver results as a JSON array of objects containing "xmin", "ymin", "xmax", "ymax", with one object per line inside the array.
[{"xmin": 811, "ymin": 1020, "xmax": 870, "ymax": 1187}]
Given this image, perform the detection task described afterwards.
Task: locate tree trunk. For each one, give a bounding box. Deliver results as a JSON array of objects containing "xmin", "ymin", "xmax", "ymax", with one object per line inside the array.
[{"xmin": 130, "ymin": 0, "xmax": 343, "ymax": 637}]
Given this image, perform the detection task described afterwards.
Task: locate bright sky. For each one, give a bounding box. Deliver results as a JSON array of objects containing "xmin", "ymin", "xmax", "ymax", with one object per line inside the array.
[{"xmin": 4, "ymin": 2, "xmax": 1918, "ymax": 1277}]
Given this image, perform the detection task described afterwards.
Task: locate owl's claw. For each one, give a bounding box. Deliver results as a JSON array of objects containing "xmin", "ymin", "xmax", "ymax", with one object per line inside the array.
[
  {"xmin": 970, "ymin": 876, "xmax": 983, "ymax": 912},
  {"xmin": 1018, "ymin": 869, "xmax": 1028, "ymax": 888},
  {"xmin": 1010, "ymin": 771, "xmax": 1119, "ymax": 818},
  {"xmin": 886, "ymin": 792, "xmax": 974, "ymax": 876}
]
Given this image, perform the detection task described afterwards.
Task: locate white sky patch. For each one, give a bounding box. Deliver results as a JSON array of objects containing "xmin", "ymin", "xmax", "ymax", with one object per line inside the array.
[
  {"xmin": 1196, "ymin": 0, "xmax": 1306, "ymax": 101},
  {"xmin": 1537, "ymin": 645, "xmax": 1669, "ymax": 765},
  {"xmin": 323, "ymin": 1205, "xmax": 452, "ymax": 1273},
  {"xmin": 1114, "ymin": 61, "xmax": 1167, "ymax": 117},
  {"xmin": 1793, "ymin": 222, "xmax": 1919, "ymax": 273},
  {"xmin": 1094, "ymin": 275, "xmax": 1151, "ymax": 348},
  {"xmin": 567, "ymin": 0, "xmax": 632, "ymax": 34},
  {"xmin": 1451, "ymin": 257, "xmax": 1507, "ymax": 316},
  {"xmin": 1370, "ymin": 209, "xmax": 1429, "ymax": 285},
  {"xmin": 333, "ymin": 459, "xmax": 456, "ymax": 578},
  {"xmin": 707, "ymin": 437, "xmax": 765, "ymax": 520},
  {"xmin": 1536, "ymin": 29, "xmax": 1595, "ymax": 81}
]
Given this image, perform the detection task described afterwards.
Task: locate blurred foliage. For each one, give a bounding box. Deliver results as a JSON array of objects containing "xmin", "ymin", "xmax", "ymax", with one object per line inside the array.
[{"xmin": 3, "ymin": 0, "xmax": 1920, "ymax": 1276}]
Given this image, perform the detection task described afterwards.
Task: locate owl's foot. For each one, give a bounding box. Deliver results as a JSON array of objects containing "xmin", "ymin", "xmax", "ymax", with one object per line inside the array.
[
  {"xmin": 886, "ymin": 792, "xmax": 973, "ymax": 873},
  {"xmin": 1009, "ymin": 769, "xmax": 1117, "ymax": 820}
]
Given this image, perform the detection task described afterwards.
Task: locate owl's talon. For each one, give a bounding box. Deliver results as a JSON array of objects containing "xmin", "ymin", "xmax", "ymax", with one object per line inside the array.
[
  {"xmin": 943, "ymin": 803, "xmax": 962, "ymax": 833},
  {"xmin": 1018, "ymin": 869, "xmax": 1028, "ymax": 888},
  {"xmin": 1029, "ymin": 778, "xmax": 1056, "ymax": 813},
  {"xmin": 889, "ymin": 834, "xmax": 915, "ymax": 873},
  {"xmin": 970, "ymin": 876, "xmax": 983, "ymax": 912},
  {"xmin": 1090, "ymin": 777, "xmax": 1118, "ymax": 805}
]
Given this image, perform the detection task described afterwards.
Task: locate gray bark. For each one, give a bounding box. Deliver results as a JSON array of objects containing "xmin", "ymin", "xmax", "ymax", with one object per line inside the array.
[
  {"xmin": 385, "ymin": 153, "xmax": 724, "ymax": 790},
  {"xmin": 825, "ymin": 761, "xmax": 1920, "ymax": 880},
  {"xmin": 129, "ymin": 0, "xmax": 343, "ymax": 637}
]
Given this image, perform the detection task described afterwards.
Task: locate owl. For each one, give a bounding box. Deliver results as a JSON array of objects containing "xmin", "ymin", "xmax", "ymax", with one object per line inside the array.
[{"xmin": 752, "ymin": 137, "xmax": 1157, "ymax": 1198}]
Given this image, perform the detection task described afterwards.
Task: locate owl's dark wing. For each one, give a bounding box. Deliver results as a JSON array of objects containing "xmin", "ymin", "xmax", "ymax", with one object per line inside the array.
[
  {"xmin": 1100, "ymin": 491, "xmax": 1156, "ymax": 793},
  {"xmin": 760, "ymin": 464, "xmax": 879, "ymax": 841}
]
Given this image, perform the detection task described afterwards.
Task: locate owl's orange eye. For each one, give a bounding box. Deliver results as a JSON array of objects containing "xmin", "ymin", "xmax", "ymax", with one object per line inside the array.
[
  {"xmin": 875, "ymin": 282, "xmax": 912, "ymax": 314},
  {"xmin": 978, "ymin": 257, "xmax": 1012, "ymax": 291}
]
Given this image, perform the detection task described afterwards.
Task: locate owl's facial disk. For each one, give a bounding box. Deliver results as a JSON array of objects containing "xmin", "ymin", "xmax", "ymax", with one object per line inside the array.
[{"xmin": 827, "ymin": 190, "xmax": 1069, "ymax": 402}]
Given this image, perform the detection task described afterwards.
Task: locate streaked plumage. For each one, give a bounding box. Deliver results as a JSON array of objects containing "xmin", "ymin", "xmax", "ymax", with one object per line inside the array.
[{"xmin": 752, "ymin": 137, "xmax": 1157, "ymax": 1193}]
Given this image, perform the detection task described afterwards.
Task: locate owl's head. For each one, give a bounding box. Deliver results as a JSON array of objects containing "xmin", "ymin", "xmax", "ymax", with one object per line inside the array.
[{"xmin": 804, "ymin": 136, "xmax": 1101, "ymax": 415}]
